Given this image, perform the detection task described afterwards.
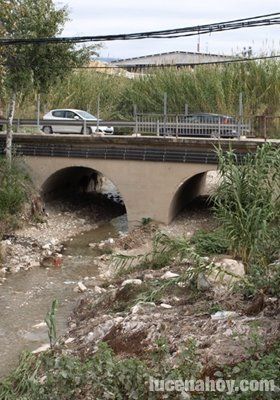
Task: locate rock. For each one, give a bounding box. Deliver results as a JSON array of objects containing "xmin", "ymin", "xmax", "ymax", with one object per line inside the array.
[
  {"xmin": 197, "ymin": 273, "xmax": 211, "ymax": 291},
  {"xmin": 32, "ymin": 343, "xmax": 50, "ymax": 354},
  {"xmin": 211, "ymin": 311, "xmax": 239, "ymax": 320},
  {"xmin": 89, "ymin": 243, "xmax": 96, "ymax": 248},
  {"xmin": 212, "ymin": 258, "xmax": 245, "ymax": 284},
  {"xmin": 29, "ymin": 261, "xmax": 41, "ymax": 268},
  {"xmin": 144, "ymin": 273, "xmax": 154, "ymax": 280},
  {"xmin": 40, "ymin": 255, "xmax": 62, "ymax": 268},
  {"xmin": 160, "ymin": 271, "xmax": 180, "ymax": 279},
  {"xmin": 121, "ymin": 278, "xmax": 142, "ymax": 287},
  {"xmin": 0, "ymin": 268, "xmax": 6, "ymax": 278},
  {"xmin": 93, "ymin": 285, "xmax": 106, "ymax": 294},
  {"xmin": 42, "ymin": 243, "xmax": 51, "ymax": 250},
  {"xmin": 75, "ymin": 282, "xmax": 87, "ymax": 293},
  {"xmin": 65, "ymin": 337, "xmax": 75, "ymax": 344},
  {"xmin": 131, "ymin": 302, "xmax": 156, "ymax": 314},
  {"xmin": 32, "ymin": 322, "xmax": 47, "ymax": 329},
  {"xmin": 160, "ymin": 303, "xmax": 172, "ymax": 309},
  {"xmin": 86, "ymin": 319, "xmax": 117, "ymax": 343}
]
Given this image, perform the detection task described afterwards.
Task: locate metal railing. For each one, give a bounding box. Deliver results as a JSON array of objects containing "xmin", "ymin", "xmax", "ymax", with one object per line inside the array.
[
  {"xmin": 135, "ymin": 113, "xmax": 251, "ymax": 138},
  {"xmin": 252, "ymin": 115, "xmax": 280, "ymax": 140},
  {"xmin": 0, "ymin": 118, "xmax": 134, "ymax": 133},
  {"xmin": 1, "ymin": 115, "xmax": 279, "ymax": 139}
]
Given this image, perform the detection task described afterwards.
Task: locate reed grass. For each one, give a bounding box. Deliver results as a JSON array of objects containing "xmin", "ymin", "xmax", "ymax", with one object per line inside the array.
[{"xmin": 2, "ymin": 60, "xmax": 280, "ymax": 137}]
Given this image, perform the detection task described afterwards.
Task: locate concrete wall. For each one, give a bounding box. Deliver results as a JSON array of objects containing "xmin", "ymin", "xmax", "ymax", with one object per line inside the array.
[{"xmin": 23, "ymin": 156, "xmax": 216, "ymax": 225}]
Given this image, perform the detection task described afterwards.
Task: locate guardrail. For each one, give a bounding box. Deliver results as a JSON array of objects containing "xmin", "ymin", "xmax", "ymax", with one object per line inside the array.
[
  {"xmin": 135, "ymin": 113, "xmax": 251, "ymax": 138},
  {"xmin": 0, "ymin": 115, "xmax": 278, "ymax": 139},
  {"xmin": 0, "ymin": 118, "xmax": 134, "ymax": 128}
]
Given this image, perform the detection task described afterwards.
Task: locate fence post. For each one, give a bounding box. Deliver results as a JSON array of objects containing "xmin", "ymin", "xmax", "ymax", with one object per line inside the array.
[
  {"xmin": 175, "ymin": 115, "xmax": 178, "ymax": 139},
  {"xmin": 238, "ymin": 92, "xmax": 243, "ymax": 139},
  {"xmin": 36, "ymin": 93, "xmax": 40, "ymax": 131},
  {"xmin": 185, "ymin": 103, "xmax": 188, "ymax": 116},
  {"xmin": 96, "ymin": 94, "xmax": 100, "ymax": 133},
  {"xmin": 264, "ymin": 116, "xmax": 267, "ymax": 142},
  {"xmin": 83, "ymin": 118, "xmax": 87, "ymax": 135},
  {"xmin": 133, "ymin": 104, "xmax": 137, "ymax": 134},
  {"xmin": 163, "ymin": 92, "xmax": 167, "ymax": 136},
  {"xmin": 156, "ymin": 119, "xmax": 160, "ymax": 136}
]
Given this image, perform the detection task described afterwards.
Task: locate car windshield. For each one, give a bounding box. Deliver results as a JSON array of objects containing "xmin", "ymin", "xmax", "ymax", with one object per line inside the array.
[{"xmin": 77, "ymin": 111, "xmax": 97, "ymax": 120}]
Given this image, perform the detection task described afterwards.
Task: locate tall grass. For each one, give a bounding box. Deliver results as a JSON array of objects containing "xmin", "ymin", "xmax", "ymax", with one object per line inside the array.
[
  {"xmin": 0, "ymin": 157, "xmax": 32, "ymax": 236},
  {"xmin": 212, "ymin": 143, "xmax": 280, "ymax": 269},
  {"xmin": 2, "ymin": 59, "xmax": 280, "ymax": 136}
]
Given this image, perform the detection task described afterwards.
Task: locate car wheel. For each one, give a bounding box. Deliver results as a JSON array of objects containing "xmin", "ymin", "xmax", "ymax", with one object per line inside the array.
[
  {"xmin": 42, "ymin": 126, "xmax": 53, "ymax": 134},
  {"xmin": 81, "ymin": 126, "xmax": 92, "ymax": 135}
]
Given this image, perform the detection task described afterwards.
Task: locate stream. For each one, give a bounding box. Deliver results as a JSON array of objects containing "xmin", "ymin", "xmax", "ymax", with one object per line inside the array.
[{"xmin": 0, "ymin": 214, "xmax": 127, "ymax": 379}]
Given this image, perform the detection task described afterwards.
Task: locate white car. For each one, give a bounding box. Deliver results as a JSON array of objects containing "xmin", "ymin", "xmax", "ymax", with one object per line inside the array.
[{"xmin": 41, "ymin": 109, "xmax": 114, "ymax": 135}]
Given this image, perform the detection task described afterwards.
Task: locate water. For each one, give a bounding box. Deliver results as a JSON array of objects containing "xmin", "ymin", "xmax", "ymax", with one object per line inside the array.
[{"xmin": 0, "ymin": 215, "xmax": 127, "ymax": 378}]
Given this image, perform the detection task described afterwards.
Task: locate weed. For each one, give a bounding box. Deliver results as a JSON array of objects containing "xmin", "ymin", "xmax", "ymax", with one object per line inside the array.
[
  {"xmin": 191, "ymin": 228, "xmax": 229, "ymax": 256},
  {"xmin": 212, "ymin": 143, "xmax": 280, "ymax": 270},
  {"xmin": 45, "ymin": 300, "xmax": 58, "ymax": 348}
]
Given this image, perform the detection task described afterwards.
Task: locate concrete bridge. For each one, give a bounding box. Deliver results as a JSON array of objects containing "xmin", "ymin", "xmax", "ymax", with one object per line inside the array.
[{"xmin": 0, "ymin": 134, "xmax": 273, "ymax": 225}]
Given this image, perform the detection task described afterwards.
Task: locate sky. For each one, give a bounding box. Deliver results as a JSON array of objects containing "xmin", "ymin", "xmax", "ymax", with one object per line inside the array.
[{"xmin": 57, "ymin": 0, "xmax": 280, "ymax": 59}]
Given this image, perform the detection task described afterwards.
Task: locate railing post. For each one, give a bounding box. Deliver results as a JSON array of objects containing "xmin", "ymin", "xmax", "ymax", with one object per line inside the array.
[
  {"xmin": 36, "ymin": 93, "xmax": 40, "ymax": 131},
  {"xmin": 185, "ymin": 103, "xmax": 188, "ymax": 116},
  {"xmin": 156, "ymin": 119, "xmax": 159, "ymax": 136},
  {"xmin": 133, "ymin": 104, "xmax": 137, "ymax": 134},
  {"xmin": 175, "ymin": 114, "xmax": 178, "ymax": 139},
  {"xmin": 96, "ymin": 94, "xmax": 100, "ymax": 133},
  {"xmin": 163, "ymin": 92, "xmax": 167, "ymax": 136},
  {"xmin": 264, "ymin": 116, "xmax": 267, "ymax": 142},
  {"xmin": 238, "ymin": 92, "xmax": 243, "ymax": 139},
  {"xmin": 83, "ymin": 118, "xmax": 87, "ymax": 135}
]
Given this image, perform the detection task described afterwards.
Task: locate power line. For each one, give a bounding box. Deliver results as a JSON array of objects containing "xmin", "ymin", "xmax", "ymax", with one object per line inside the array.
[{"xmin": 0, "ymin": 12, "xmax": 279, "ymax": 46}]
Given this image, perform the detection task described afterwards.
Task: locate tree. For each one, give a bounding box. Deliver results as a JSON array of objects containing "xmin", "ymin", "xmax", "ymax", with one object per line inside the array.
[{"xmin": 0, "ymin": 0, "xmax": 95, "ymax": 163}]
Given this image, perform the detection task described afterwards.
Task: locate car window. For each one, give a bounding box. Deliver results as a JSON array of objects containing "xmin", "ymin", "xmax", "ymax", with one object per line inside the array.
[
  {"xmin": 65, "ymin": 111, "xmax": 79, "ymax": 119},
  {"xmin": 52, "ymin": 110, "xmax": 65, "ymax": 118}
]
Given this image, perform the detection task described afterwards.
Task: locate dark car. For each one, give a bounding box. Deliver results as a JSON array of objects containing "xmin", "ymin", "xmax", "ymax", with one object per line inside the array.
[{"xmin": 160, "ymin": 113, "xmax": 241, "ymax": 138}]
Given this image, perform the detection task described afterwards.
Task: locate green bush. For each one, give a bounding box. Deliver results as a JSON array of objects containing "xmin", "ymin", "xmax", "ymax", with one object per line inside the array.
[
  {"xmin": 191, "ymin": 228, "xmax": 229, "ymax": 256},
  {"xmin": 0, "ymin": 157, "xmax": 31, "ymax": 235},
  {"xmin": 212, "ymin": 143, "xmax": 280, "ymax": 270}
]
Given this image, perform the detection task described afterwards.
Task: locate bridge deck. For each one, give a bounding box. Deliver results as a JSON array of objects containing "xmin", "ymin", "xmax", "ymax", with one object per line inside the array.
[{"xmin": 0, "ymin": 134, "xmax": 278, "ymax": 164}]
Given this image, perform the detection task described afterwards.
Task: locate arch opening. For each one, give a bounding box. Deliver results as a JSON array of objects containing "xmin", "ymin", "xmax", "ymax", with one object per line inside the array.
[
  {"xmin": 41, "ymin": 166, "xmax": 127, "ymax": 222},
  {"xmin": 169, "ymin": 170, "xmax": 219, "ymax": 223}
]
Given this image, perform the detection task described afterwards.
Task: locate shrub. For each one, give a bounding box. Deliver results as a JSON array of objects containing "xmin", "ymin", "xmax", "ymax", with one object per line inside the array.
[
  {"xmin": 212, "ymin": 143, "xmax": 280, "ymax": 270},
  {"xmin": 0, "ymin": 157, "xmax": 31, "ymax": 236}
]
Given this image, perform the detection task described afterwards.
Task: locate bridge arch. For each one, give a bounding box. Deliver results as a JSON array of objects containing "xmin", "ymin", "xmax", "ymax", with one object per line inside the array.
[
  {"xmin": 23, "ymin": 156, "xmax": 217, "ymax": 226},
  {"xmin": 168, "ymin": 169, "xmax": 216, "ymax": 222},
  {"xmin": 38, "ymin": 165, "xmax": 128, "ymax": 222}
]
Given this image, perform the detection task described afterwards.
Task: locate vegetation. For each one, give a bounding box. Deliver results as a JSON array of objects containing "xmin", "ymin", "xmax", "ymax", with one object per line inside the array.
[
  {"xmin": 45, "ymin": 300, "xmax": 58, "ymax": 348},
  {"xmin": 0, "ymin": 339, "xmax": 279, "ymax": 399},
  {"xmin": 0, "ymin": 157, "xmax": 31, "ymax": 236},
  {"xmin": 2, "ymin": 59, "xmax": 280, "ymax": 137},
  {"xmin": 212, "ymin": 143, "xmax": 280, "ymax": 270},
  {"xmin": 0, "ymin": 0, "xmax": 94, "ymax": 161}
]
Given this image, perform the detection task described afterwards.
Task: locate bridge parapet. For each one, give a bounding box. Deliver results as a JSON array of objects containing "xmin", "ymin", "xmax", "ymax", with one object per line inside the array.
[{"xmin": 0, "ymin": 134, "xmax": 275, "ymax": 164}]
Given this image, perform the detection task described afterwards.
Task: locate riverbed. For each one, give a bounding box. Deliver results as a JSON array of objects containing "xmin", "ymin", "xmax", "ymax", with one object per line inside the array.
[{"xmin": 0, "ymin": 215, "xmax": 127, "ymax": 378}]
